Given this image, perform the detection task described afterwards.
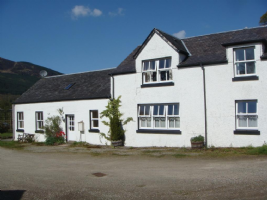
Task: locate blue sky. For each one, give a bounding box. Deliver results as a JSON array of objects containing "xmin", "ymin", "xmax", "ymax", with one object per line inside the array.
[{"xmin": 0, "ymin": 0, "xmax": 266, "ymax": 74}]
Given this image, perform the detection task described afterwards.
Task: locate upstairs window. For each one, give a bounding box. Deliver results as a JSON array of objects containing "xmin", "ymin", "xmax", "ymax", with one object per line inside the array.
[
  {"xmin": 36, "ymin": 112, "xmax": 43, "ymax": 130},
  {"xmin": 236, "ymin": 100, "xmax": 258, "ymax": 129},
  {"xmin": 142, "ymin": 58, "xmax": 172, "ymax": 84},
  {"xmin": 234, "ymin": 47, "xmax": 255, "ymax": 76},
  {"xmin": 17, "ymin": 112, "xmax": 24, "ymax": 129}
]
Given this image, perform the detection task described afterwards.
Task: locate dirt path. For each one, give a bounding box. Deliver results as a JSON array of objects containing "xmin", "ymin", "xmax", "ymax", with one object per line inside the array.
[{"xmin": 0, "ymin": 146, "xmax": 267, "ymax": 199}]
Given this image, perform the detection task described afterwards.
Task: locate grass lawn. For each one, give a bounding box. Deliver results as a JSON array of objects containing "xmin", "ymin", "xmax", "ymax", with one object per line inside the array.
[
  {"xmin": 0, "ymin": 141, "xmax": 24, "ymax": 149},
  {"xmin": 0, "ymin": 132, "xmax": 13, "ymax": 139}
]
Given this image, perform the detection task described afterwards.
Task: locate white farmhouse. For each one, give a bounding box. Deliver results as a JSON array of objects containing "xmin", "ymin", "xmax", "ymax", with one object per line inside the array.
[{"xmin": 13, "ymin": 26, "xmax": 267, "ymax": 147}]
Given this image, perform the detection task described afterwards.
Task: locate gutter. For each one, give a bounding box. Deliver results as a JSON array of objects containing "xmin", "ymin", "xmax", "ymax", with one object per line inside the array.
[
  {"xmin": 178, "ymin": 60, "xmax": 228, "ymax": 69},
  {"xmin": 201, "ymin": 63, "xmax": 208, "ymax": 148}
]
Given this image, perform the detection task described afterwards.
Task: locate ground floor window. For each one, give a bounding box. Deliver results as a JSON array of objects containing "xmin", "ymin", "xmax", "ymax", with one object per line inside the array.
[
  {"xmin": 17, "ymin": 112, "xmax": 24, "ymax": 129},
  {"xmin": 236, "ymin": 100, "xmax": 257, "ymax": 129},
  {"xmin": 36, "ymin": 111, "xmax": 43, "ymax": 130},
  {"xmin": 138, "ymin": 103, "xmax": 180, "ymax": 129},
  {"xmin": 90, "ymin": 110, "xmax": 99, "ymax": 129}
]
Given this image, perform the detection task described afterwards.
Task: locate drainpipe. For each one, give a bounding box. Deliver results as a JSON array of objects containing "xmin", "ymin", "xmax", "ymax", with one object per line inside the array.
[
  {"xmin": 201, "ymin": 63, "xmax": 208, "ymax": 148},
  {"xmin": 111, "ymin": 74, "xmax": 115, "ymax": 100}
]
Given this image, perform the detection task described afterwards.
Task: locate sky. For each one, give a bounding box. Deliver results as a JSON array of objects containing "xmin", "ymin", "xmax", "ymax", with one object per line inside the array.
[{"xmin": 0, "ymin": 0, "xmax": 266, "ymax": 74}]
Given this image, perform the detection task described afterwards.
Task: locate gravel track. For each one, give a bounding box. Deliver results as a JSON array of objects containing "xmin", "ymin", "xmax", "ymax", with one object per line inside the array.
[{"xmin": 0, "ymin": 145, "xmax": 267, "ymax": 200}]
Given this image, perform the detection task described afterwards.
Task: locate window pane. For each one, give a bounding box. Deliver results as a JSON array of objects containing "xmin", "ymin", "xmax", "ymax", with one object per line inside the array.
[
  {"xmin": 248, "ymin": 101, "xmax": 257, "ymax": 113},
  {"xmin": 165, "ymin": 59, "xmax": 171, "ymax": 68},
  {"xmin": 235, "ymin": 49, "xmax": 244, "ymax": 61},
  {"xmin": 236, "ymin": 63, "xmax": 245, "ymax": 75},
  {"xmin": 168, "ymin": 105, "xmax": 173, "ymax": 115},
  {"xmin": 160, "ymin": 71, "xmax": 166, "ymax": 81},
  {"xmin": 152, "ymin": 72, "xmax": 157, "ymax": 81},
  {"xmin": 238, "ymin": 116, "xmax": 247, "ymax": 127},
  {"xmin": 155, "ymin": 117, "xmax": 160, "ymax": 127},
  {"xmin": 147, "ymin": 117, "xmax": 151, "ymax": 127},
  {"xmin": 153, "ymin": 105, "xmax": 158, "ymax": 115},
  {"xmin": 175, "ymin": 117, "xmax": 180, "ymax": 128},
  {"xmin": 145, "ymin": 106, "xmax": 150, "ymax": 115},
  {"xmin": 246, "ymin": 62, "xmax": 255, "ymax": 74},
  {"xmin": 159, "ymin": 59, "xmax": 165, "ymax": 69},
  {"xmin": 160, "ymin": 117, "xmax": 166, "ymax": 127},
  {"xmin": 248, "ymin": 116, "xmax": 257, "ymax": 127},
  {"xmin": 144, "ymin": 72, "xmax": 150, "ymax": 82},
  {"xmin": 245, "ymin": 48, "xmax": 254, "ymax": 60},
  {"xmin": 92, "ymin": 110, "xmax": 98, "ymax": 118},
  {"xmin": 174, "ymin": 105, "xmax": 179, "ymax": 115},
  {"xmin": 139, "ymin": 105, "xmax": 145, "ymax": 115},
  {"xmin": 237, "ymin": 102, "xmax": 246, "ymax": 113},
  {"xmin": 144, "ymin": 62, "xmax": 149, "ymax": 71},
  {"xmin": 159, "ymin": 105, "xmax": 164, "ymax": 115},
  {"xmin": 166, "ymin": 71, "xmax": 170, "ymax": 80},
  {"xmin": 169, "ymin": 117, "xmax": 174, "ymax": 128},
  {"xmin": 150, "ymin": 61, "xmax": 155, "ymax": 70},
  {"xmin": 169, "ymin": 70, "xmax": 172, "ymax": 80},
  {"xmin": 93, "ymin": 120, "xmax": 99, "ymax": 127},
  {"xmin": 141, "ymin": 118, "xmax": 146, "ymax": 127}
]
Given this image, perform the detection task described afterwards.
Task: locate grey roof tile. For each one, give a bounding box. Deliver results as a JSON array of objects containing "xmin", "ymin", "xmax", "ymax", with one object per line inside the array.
[{"xmin": 14, "ymin": 69, "xmax": 114, "ymax": 104}]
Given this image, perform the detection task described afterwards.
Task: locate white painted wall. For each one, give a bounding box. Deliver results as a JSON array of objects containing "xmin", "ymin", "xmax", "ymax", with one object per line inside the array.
[
  {"xmin": 114, "ymin": 33, "xmax": 205, "ymax": 147},
  {"xmin": 205, "ymin": 43, "xmax": 267, "ymax": 147},
  {"xmin": 13, "ymin": 99, "xmax": 110, "ymax": 145}
]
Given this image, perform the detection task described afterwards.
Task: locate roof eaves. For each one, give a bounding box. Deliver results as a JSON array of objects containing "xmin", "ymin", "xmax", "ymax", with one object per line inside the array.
[
  {"xmin": 178, "ymin": 60, "xmax": 228, "ymax": 69},
  {"xmin": 221, "ymin": 39, "xmax": 267, "ymax": 47},
  {"xmin": 109, "ymin": 71, "xmax": 136, "ymax": 76}
]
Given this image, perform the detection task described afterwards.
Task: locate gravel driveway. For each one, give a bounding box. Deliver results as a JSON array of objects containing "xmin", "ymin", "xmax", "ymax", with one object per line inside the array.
[{"xmin": 0, "ymin": 146, "xmax": 267, "ymax": 200}]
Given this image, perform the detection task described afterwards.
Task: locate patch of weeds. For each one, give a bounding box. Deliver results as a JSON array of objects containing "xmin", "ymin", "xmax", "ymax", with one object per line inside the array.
[
  {"xmin": 70, "ymin": 141, "xmax": 88, "ymax": 147},
  {"xmin": 142, "ymin": 150, "xmax": 161, "ymax": 154},
  {"xmin": 173, "ymin": 153, "xmax": 186, "ymax": 158},
  {"xmin": 111, "ymin": 152, "xmax": 129, "ymax": 156},
  {"xmin": 0, "ymin": 141, "xmax": 24, "ymax": 149},
  {"xmin": 246, "ymin": 145, "xmax": 267, "ymax": 155}
]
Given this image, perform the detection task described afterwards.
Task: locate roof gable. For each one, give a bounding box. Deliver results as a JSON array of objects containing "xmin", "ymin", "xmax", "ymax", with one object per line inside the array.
[{"xmin": 133, "ymin": 28, "xmax": 189, "ymax": 59}]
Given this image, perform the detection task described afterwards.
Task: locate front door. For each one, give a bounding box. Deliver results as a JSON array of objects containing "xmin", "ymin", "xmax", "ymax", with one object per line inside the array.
[{"xmin": 65, "ymin": 115, "xmax": 75, "ymax": 141}]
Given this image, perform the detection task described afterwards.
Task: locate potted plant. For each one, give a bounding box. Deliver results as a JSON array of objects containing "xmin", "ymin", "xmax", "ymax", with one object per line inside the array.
[
  {"xmin": 190, "ymin": 135, "xmax": 204, "ymax": 149},
  {"xmin": 100, "ymin": 96, "xmax": 133, "ymax": 147}
]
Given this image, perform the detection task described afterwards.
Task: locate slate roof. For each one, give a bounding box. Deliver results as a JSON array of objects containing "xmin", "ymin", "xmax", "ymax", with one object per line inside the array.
[
  {"xmin": 179, "ymin": 26, "xmax": 267, "ymax": 67},
  {"xmin": 14, "ymin": 69, "xmax": 114, "ymax": 104},
  {"xmin": 110, "ymin": 46, "xmax": 140, "ymax": 75}
]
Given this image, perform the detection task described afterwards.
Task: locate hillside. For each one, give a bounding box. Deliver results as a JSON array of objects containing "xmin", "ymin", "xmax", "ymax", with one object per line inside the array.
[{"xmin": 0, "ymin": 57, "xmax": 62, "ymax": 95}]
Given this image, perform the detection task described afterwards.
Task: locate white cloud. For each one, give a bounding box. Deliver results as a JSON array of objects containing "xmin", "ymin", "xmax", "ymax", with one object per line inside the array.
[
  {"xmin": 71, "ymin": 5, "xmax": 102, "ymax": 19},
  {"xmin": 109, "ymin": 8, "xmax": 124, "ymax": 16},
  {"xmin": 173, "ymin": 30, "xmax": 186, "ymax": 39}
]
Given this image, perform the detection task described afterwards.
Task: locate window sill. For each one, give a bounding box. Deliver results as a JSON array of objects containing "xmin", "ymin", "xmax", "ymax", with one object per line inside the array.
[
  {"xmin": 232, "ymin": 76, "xmax": 259, "ymax": 82},
  {"xmin": 16, "ymin": 129, "xmax": 24, "ymax": 132},
  {"xmin": 141, "ymin": 82, "xmax": 174, "ymax": 88},
  {"xmin": 88, "ymin": 129, "xmax": 100, "ymax": 133},
  {"xmin": 136, "ymin": 129, "xmax": 181, "ymax": 134},
  {"xmin": 234, "ymin": 130, "xmax": 260, "ymax": 135},
  {"xmin": 35, "ymin": 130, "xmax": 44, "ymax": 133}
]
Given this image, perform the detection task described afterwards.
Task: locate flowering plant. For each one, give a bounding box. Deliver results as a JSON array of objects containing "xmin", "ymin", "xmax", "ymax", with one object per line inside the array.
[{"xmin": 56, "ymin": 131, "xmax": 65, "ymax": 137}]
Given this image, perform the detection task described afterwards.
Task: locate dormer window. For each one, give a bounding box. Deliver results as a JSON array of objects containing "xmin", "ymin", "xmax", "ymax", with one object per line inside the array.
[
  {"xmin": 142, "ymin": 58, "xmax": 172, "ymax": 84},
  {"xmin": 234, "ymin": 47, "xmax": 255, "ymax": 76}
]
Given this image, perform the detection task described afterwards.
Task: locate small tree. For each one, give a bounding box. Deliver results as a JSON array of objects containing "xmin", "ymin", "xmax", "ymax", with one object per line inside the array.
[
  {"xmin": 100, "ymin": 96, "xmax": 133, "ymax": 144},
  {"xmin": 259, "ymin": 11, "xmax": 267, "ymax": 26},
  {"xmin": 43, "ymin": 108, "xmax": 65, "ymax": 145}
]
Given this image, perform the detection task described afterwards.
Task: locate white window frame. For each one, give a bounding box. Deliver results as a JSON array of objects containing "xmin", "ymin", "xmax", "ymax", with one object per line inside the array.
[
  {"xmin": 138, "ymin": 105, "xmax": 152, "ymax": 128},
  {"xmin": 138, "ymin": 104, "xmax": 180, "ymax": 130},
  {"xmin": 142, "ymin": 57, "xmax": 172, "ymax": 84},
  {"xmin": 90, "ymin": 110, "xmax": 99, "ymax": 129},
  {"xmin": 17, "ymin": 112, "xmax": 24, "ymax": 129},
  {"xmin": 234, "ymin": 46, "xmax": 256, "ymax": 77},
  {"xmin": 35, "ymin": 111, "xmax": 44, "ymax": 130},
  {"xmin": 236, "ymin": 100, "xmax": 258, "ymax": 130}
]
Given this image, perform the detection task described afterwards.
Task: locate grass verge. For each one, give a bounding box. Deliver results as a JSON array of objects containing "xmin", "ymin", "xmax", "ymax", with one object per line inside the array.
[
  {"xmin": 0, "ymin": 132, "xmax": 13, "ymax": 139},
  {"xmin": 0, "ymin": 141, "xmax": 24, "ymax": 149}
]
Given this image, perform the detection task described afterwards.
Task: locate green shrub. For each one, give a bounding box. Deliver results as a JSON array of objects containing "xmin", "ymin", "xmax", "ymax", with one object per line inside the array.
[
  {"xmin": 247, "ymin": 144, "xmax": 267, "ymax": 155},
  {"xmin": 191, "ymin": 135, "xmax": 204, "ymax": 142},
  {"xmin": 0, "ymin": 122, "xmax": 9, "ymax": 134}
]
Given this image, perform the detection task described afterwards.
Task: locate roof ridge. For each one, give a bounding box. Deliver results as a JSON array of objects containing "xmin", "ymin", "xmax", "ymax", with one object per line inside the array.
[
  {"xmin": 45, "ymin": 67, "xmax": 116, "ymax": 78},
  {"xmin": 155, "ymin": 28, "xmax": 182, "ymax": 41},
  {"xmin": 182, "ymin": 25, "xmax": 267, "ymax": 40}
]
